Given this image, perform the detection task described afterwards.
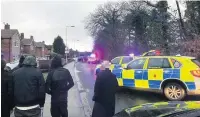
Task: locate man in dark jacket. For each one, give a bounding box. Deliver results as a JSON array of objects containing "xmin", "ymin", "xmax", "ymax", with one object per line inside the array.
[
  {"xmin": 45, "ymin": 55, "xmax": 74, "ymax": 117},
  {"xmin": 12, "ymin": 55, "xmax": 45, "ymax": 117},
  {"xmin": 92, "ymin": 61, "xmax": 118, "ymax": 117},
  {"xmin": 12, "ymin": 55, "xmax": 25, "ymax": 72},
  {"xmin": 1, "ymin": 59, "xmax": 13, "ymax": 117}
]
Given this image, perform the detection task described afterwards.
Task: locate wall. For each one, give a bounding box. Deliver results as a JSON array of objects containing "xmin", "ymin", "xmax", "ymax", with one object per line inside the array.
[
  {"xmin": 35, "ymin": 47, "xmax": 42, "ymax": 57},
  {"xmin": 11, "ymin": 32, "xmax": 20, "ymax": 61},
  {"xmin": 23, "ymin": 45, "xmax": 31, "ymax": 54}
]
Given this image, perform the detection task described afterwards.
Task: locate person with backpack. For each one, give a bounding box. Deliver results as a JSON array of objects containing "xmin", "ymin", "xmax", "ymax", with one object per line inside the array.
[
  {"xmin": 12, "ymin": 55, "xmax": 45, "ymax": 117},
  {"xmin": 45, "ymin": 55, "xmax": 74, "ymax": 117}
]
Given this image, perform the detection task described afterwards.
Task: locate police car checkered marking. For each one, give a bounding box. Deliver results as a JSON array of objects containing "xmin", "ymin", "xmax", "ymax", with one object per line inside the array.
[{"xmin": 185, "ymin": 82, "xmax": 196, "ymax": 90}]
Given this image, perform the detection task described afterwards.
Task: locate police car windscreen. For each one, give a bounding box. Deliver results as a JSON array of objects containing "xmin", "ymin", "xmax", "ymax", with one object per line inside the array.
[{"xmin": 192, "ymin": 59, "xmax": 200, "ymax": 67}]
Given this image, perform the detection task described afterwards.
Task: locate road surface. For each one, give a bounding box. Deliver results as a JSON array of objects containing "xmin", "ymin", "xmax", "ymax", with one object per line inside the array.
[{"xmin": 75, "ymin": 62, "xmax": 200, "ymax": 116}]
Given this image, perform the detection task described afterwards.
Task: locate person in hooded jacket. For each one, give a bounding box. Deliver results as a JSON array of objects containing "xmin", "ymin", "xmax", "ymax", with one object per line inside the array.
[
  {"xmin": 45, "ymin": 55, "xmax": 74, "ymax": 117},
  {"xmin": 12, "ymin": 55, "xmax": 45, "ymax": 117},
  {"xmin": 12, "ymin": 55, "xmax": 25, "ymax": 72},
  {"xmin": 1, "ymin": 59, "xmax": 14, "ymax": 117},
  {"xmin": 92, "ymin": 61, "xmax": 118, "ymax": 117}
]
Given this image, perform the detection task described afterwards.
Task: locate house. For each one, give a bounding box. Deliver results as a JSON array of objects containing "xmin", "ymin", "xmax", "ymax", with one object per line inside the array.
[
  {"xmin": 45, "ymin": 45, "xmax": 53, "ymax": 55},
  {"xmin": 35, "ymin": 41, "xmax": 45, "ymax": 57},
  {"xmin": 21, "ymin": 34, "xmax": 35, "ymax": 55},
  {"xmin": 1, "ymin": 23, "xmax": 20, "ymax": 62}
]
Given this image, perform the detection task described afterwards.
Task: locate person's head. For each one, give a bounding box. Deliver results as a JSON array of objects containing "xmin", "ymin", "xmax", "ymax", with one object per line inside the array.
[
  {"xmin": 19, "ymin": 55, "xmax": 25, "ymax": 67},
  {"xmin": 50, "ymin": 55, "xmax": 62, "ymax": 69},
  {"xmin": 1, "ymin": 59, "xmax": 6, "ymax": 70},
  {"xmin": 100, "ymin": 60, "xmax": 111, "ymax": 70},
  {"xmin": 23, "ymin": 55, "xmax": 37, "ymax": 67}
]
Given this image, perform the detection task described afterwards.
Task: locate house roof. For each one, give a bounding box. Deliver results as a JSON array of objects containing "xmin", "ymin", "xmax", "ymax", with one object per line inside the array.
[
  {"xmin": 21, "ymin": 38, "xmax": 33, "ymax": 45},
  {"xmin": 35, "ymin": 42, "xmax": 44, "ymax": 48},
  {"xmin": 45, "ymin": 45, "xmax": 52, "ymax": 50},
  {"xmin": 1, "ymin": 29, "xmax": 18, "ymax": 39}
]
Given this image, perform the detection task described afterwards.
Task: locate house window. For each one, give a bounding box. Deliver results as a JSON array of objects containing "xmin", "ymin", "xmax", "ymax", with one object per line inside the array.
[{"xmin": 14, "ymin": 41, "xmax": 18, "ymax": 47}]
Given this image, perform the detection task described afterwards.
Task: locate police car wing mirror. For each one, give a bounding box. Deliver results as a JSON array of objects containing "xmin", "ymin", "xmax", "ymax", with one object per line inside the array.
[
  {"xmin": 124, "ymin": 65, "xmax": 129, "ymax": 70},
  {"xmin": 123, "ymin": 64, "xmax": 128, "ymax": 69}
]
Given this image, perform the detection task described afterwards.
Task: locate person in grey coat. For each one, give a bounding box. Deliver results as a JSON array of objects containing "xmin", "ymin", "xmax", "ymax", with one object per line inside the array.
[{"xmin": 92, "ymin": 61, "xmax": 118, "ymax": 117}]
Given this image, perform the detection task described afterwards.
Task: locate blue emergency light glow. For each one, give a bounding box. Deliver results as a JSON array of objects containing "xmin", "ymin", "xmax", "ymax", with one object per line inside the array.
[
  {"xmin": 90, "ymin": 54, "xmax": 96, "ymax": 58},
  {"xmin": 129, "ymin": 53, "xmax": 134, "ymax": 57}
]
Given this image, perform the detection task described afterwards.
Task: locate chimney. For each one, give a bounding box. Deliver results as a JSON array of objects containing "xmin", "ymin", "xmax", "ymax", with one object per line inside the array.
[
  {"xmin": 4, "ymin": 23, "xmax": 10, "ymax": 29},
  {"xmin": 21, "ymin": 33, "xmax": 24, "ymax": 39},
  {"xmin": 30, "ymin": 35, "xmax": 33, "ymax": 39}
]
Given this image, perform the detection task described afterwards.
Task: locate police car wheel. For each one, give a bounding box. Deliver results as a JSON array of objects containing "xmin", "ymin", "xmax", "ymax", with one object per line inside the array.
[{"xmin": 164, "ymin": 83, "xmax": 186, "ymax": 101}]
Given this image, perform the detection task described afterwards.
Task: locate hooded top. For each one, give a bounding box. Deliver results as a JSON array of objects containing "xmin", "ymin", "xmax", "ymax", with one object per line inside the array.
[
  {"xmin": 23, "ymin": 55, "xmax": 37, "ymax": 66},
  {"xmin": 50, "ymin": 55, "xmax": 63, "ymax": 69},
  {"xmin": 18, "ymin": 56, "xmax": 25, "ymax": 67}
]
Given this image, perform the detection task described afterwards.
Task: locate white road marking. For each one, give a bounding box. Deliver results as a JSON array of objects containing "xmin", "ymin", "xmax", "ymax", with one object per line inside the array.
[{"xmin": 74, "ymin": 63, "xmax": 92, "ymax": 117}]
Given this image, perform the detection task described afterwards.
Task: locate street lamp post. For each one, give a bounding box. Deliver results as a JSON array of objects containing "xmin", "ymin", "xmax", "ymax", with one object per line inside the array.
[
  {"xmin": 65, "ymin": 25, "xmax": 75, "ymax": 58},
  {"xmin": 74, "ymin": 40, "xmax": 79, "ymax": 57}
]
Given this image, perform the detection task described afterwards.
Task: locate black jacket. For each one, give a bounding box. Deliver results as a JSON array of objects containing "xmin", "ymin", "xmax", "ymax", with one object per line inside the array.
[
  {"xmin": 1, "ymin": 70, "xmax": 14, "ymax": 114},
  {"xmin": 12, "ymin": 66, "xmax": 46, "ymax": 107},
  {"xmin": 45, "ymin": 67, "xmax": 74, "ymax": 102},
  {"xmin": 92, "ymin": 69, "xmax": 118, "ymax": 117}
]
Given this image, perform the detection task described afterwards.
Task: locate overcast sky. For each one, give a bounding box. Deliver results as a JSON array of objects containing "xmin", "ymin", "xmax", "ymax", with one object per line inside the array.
[{"xmin": 1, "ymin": 0, "xmax": 185, "ymax": 52}]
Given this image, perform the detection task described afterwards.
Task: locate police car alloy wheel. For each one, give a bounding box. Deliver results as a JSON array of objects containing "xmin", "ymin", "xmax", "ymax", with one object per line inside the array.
[{"xmin": 164, "ymin": 83, "xmax": 186, "ymax": 101}]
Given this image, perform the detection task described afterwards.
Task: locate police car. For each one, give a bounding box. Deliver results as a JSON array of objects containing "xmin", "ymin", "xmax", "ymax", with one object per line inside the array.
[{"xmin": 112, "ymin": 56, "xmax": 200, "ymax": 101}]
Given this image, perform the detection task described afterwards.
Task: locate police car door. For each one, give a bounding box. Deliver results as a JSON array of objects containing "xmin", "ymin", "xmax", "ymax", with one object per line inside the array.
[
  {"xmin": 122, "ymin": 58, "xmax": 147, "ymax": 87},
  {"xmin": 146, "ymin": 57, "xmax": 172, "ymax": 89},
  {"xmin": 110, "ymin": 57, "xmax": 121, "ymax": 70}
]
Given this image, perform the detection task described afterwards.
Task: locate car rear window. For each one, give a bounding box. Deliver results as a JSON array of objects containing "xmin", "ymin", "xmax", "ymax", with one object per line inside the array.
[{"xmin": 192, "ymin": 59, "xmax": 200, "ymax": 67}]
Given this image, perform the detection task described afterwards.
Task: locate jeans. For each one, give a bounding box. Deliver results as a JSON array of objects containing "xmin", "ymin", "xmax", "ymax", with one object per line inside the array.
[
  {"xmin": 14, "ymin": 107, "xmax": 41, "ymax": 117},
  {"xmin": 51, "ymin": 102, "xmax": 68, "ymax": 117}
]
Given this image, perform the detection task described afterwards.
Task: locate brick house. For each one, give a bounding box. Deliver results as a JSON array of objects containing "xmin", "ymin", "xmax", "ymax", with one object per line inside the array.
[
  {"xmin": 1, "ymin": 24, "xmax": 20, "ymax": 62},
  {"xmin": 21, "ymin": 34, "xmax": 35, "ymax": 55},
  {"xmin": 45, "ymin": 45, "xmax": 52, "ymax": 55},
  {"xmin": 35, "ymin": 41, "xmax": 45, "ymax": 57}
]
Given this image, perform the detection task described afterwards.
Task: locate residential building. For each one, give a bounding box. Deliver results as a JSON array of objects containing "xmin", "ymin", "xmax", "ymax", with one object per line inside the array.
[
  {"xmin": 35, "ymin": 41, "xmax": 45, "ymax": 57},
  {"xmin": 45, "ymin": 45, "xmax": 53, "ymax": 55},
  {"xmin": 21, "ymin": 34, "xmax": 35, "ymax": 55},
  {"xmin": 1, "ymin": 24, "xmax": 20, "ymax": 62}
]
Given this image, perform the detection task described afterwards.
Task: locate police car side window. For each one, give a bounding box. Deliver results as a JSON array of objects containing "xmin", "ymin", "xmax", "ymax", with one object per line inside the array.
[
  {"xmin": 127, "ymin": 58, "xmax": 146, "ymax": 69},
  {"xmin": 111, "ymin": 57, "xmax": 121, "ymax": 64},
  {"xmin": 122, "ymin": 57, "xmax": 133, "ymax": 64},
  {"xmin": 148, "ymin": 58, "xmax": 171, "ymax": 69},
  {"xmin": 163, "ymin": 58, "xmax": 171, "ymax": 68}
]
